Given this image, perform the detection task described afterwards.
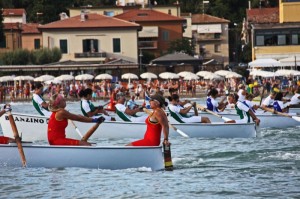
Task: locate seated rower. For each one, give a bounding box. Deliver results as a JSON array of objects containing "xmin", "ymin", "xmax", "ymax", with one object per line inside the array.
[
  {"xmin": 79, "ymin": 88, "xmax": 115, "ymax": 121},
  {"xmin": 261, "ymin": 91, "xmax": 276, "ymax": 109},
  {"xmin": 225, "ymin": 93, "xmax": 260, "ymax": 125},
  {"xmin": 32, "ymin": 82, "xmax": 51, "ymax": 116},
  {"xmin": 0, "ymin": 105, "xmax": 15, "ymax": 144},
  {"xmin": 47, "ymin": 94, "xmax": 105, "ymax": 146},
  {"xmin": 245, "ymin": 93, "xmax": 259, "ymax": 112},
  {"xmin": 127, "ymin": 95, "xmax": 139, "ymax": 110},
  {"xmin": 168, "ymin": 94, "xmax": 211, "ymax": 123},
  {"xmin": 273, "ymin": 92, "xmax": 289, "ymax": 113},
  {"xmin": 289, "ymin": 87, "xmax": 300, "ymax": 108},
  {"xmin": 127, "ymin": 94, "xmax": 170, "ymax": 146},
  {"xmin": 206, "ymin": 88, "xmax": 228, "ymax": 112},
  {"xmin": 115, "ymin": 92, "xmax": 148, "ymax": 122}
]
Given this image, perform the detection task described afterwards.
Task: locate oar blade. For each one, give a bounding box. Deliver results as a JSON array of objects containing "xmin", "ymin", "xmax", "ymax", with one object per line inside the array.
[
  {"xmin": 292, "ymin": 116, "xmax": 300, "ymax": 122},
  {"xmin": 176, "ymin": 129, "xmax": 189, "ymax": 138}
]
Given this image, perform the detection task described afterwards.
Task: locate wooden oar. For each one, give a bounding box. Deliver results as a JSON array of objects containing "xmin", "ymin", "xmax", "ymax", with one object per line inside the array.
[
  {"xmin": 259, "ymin": 86, "xmax": 266, "ymax": 106},
  {"xmin": 7, "ymin": 111, "xmax": 27, "ymax": 167},
  {"xmin": 163, "ymin": 142, "xmax": 173, "ymax": 171},
  {"xmin": 197, "ymin": 104, "xmax": 232, "ymax": 122},
  {"xmin": 81, "ymin": 123, "xmax": 101, "ymax": 142},
  {"xmin": 260, "ymin": 107, "xmax": 300, "ymax": 122},
  {"xmin": 143, "ymin": 108, "xmax": 189, "ymax": 138}
]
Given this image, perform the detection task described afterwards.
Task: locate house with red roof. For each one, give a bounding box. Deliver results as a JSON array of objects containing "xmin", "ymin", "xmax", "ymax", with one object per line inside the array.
[
  {"xmin": 247, "ymin": 1, "xmax": 300, "ymax": 62},
  {"xmin": 22, "ymin": 23, "xmax": 43, "ymax": 51},
  {"xmin": 38, "ymin": 12, "xmax": 141, "ymax": 63},
  {"xmin": 114, "ymin": 9, "xmax": 186, "ymax": 57},
  {"xmin": 2, "ymin": 8, "xmax": 26, "ymax": 24},
  {"xmin": 192, "ymin": 14, "xmax": 230, "ymax": 67}
]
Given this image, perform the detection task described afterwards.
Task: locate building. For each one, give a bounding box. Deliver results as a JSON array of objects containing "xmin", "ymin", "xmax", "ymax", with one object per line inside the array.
[
  {"xmin": 22, "ymin": 23, "xmax": 42, "ymax": 51},
  {"xmin": 248, "ymin": 0, "xmax": 300, "ymax": 61},
  {"xmin": 192, "ymin": 14, "xmax": 230, "ymax": 67},
  {"xmin": 38, "ymin": 13, "xmax": 141, "ymax": 63},
  {"xmin": 115, "ymin": 9, "xmax": 186, "ymax": 57},
  {"xmin": 2, "ymin": 8, "xmax": 26, "ymax": 24}
]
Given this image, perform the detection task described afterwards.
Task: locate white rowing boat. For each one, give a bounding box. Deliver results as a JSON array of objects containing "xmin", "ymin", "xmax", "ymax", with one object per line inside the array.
[
  {"xmin": 0, "ymin": 112, "xmax": 257, "ymax": 141},
  {"xmin": 199, "ymin": 112, "xmax": 300, "ymax": 128},
  {"xmin": 0, "ymin": 143, "xmax": 164, "ymax": 170}
]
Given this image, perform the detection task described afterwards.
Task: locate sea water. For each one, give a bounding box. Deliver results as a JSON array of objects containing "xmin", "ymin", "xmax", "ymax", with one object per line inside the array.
[{"xmin": 0, "ymin": 101, "xmax": 300, "ymax": 198}]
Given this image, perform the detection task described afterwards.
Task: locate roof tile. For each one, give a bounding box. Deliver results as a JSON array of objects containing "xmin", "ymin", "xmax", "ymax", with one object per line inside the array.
[
  {"xmin": 192, "ymin": 14, "xmax": 230, "ymax": 24},
  {"xmin": 2, "ymin": 8, "xmax": 26, "ymax": 16},
  {"xmin": 22, "ymin": 23, "xmax": 41, "ymax": 34},
  {"xmin": 247, "ymin": 7, "xmax": 279, "ymax": 24}
]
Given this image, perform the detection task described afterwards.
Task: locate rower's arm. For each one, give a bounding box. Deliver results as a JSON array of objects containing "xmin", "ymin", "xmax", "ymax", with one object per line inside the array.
[{"xmin": 59, "ymin": 110, "xmax": 93, "ymax": 123}]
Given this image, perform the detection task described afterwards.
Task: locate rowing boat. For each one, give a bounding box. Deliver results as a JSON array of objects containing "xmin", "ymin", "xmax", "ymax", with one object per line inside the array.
[
  {"xmin": 0, "ymin": 143, "xmax": 164, "ymax": 170},
  {"xmin": 198, "ymin": 112, "xmax": 299, "ymax": 128},
  {"xmin": 0, "ymin": 112, "xmax": 257, "ymax": 141}
]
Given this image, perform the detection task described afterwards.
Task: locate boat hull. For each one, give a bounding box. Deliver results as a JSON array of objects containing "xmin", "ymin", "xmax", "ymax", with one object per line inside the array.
[
  {"xmin": 0, "ymin": 144, "xmax": 164, "ymax": 171},
  {"xmin": 0, "ymin": 113, "xmax": 256, "ymax": 141}
]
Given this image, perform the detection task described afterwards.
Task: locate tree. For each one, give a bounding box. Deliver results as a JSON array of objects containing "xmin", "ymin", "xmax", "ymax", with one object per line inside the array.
[
  {"xmin": 168, "ymin": 38, "xmax": 194, "ymax": 56},
  {"xmin": 0, "ymin": 1, "xmax": 4, "ymax": 43}
]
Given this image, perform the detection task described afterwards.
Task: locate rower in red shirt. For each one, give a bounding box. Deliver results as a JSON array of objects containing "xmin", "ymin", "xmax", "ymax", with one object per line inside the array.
[{"xmin": 0, "ymin": 104, "xmax": 15, "ymax": 144}]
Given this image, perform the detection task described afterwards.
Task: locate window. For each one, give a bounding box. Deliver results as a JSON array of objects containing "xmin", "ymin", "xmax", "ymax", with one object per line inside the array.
[
  {"xmin": 214, "ymin": 33, "xmax": 221, "ymax": 39},
  {"xmin": 104, "ymin": 11, "xmax": 114, "ymax": 17},
  {"xmin": 162, "ymin": 31, "xmax": 169, "ymax": 41},
  {"xmin": 0, "ymin": 36, "xmax": 6, "ymax": 48},
  {"xmin": 214, "ymin": 44, "xmax": 221, "ymax": 53},
  {"xmin": 34, "ymin": 39, "xmax": 40, "ymax": 49},
  {"xmin": 292, "ymin": 34, "xmax": 300, "ymax": 45},
  {"xmin": 113, "ymin": 38, "xmax": 121, "ymax": 53},
  {"xmin": 83, "ymin": 39, "xmax": 98, "ymax": 53},
  {"xmin": 277, "ymin": 35, "xmax": 286, "ymax": 45},
  {"xmin": 256, "ymin": 35, "xmax": 264, "ymax": 46},
  {"xmin": 60, "ymin": 39, "xmax": 68, "ymax": 54}
]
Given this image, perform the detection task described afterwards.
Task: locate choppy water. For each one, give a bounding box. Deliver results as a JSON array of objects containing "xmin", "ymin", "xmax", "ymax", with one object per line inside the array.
[{"xmin": 0, "ymin": 101, "xmax": 300, "ymax": 198}]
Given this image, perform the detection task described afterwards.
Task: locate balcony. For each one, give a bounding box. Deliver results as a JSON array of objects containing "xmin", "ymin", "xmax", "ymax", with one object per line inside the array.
[
  {"xmin": 138, "ymin": 41, "xmax": 158, "ymax": 49},
  {"xmin": 74, "ymin": 52, "xmax": 107, "ymax": 58},
  {"xmin": 195, "ymin": 34, "xmax": 224, "ymax": 41}
]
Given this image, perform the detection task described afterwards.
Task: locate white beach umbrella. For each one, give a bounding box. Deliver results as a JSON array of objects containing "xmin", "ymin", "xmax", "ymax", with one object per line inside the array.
[
  {"xmin": 45, "ymin": 79, "xmax": 62, "ymax": 85},
  {"xmin": 177, "ymin": 71, "xmax": 194, "ymax": 77},
  {"xmin": 34, "ymin": 75, "xmax": 55, "ymax": 82},
  {"xmin": 95, "ymin": 74, "xmax": 113, "ymax": 80},
  {"xmin": 250, "ymin": 70, "xmax": 277, "ymax": 78},
  {"xmin": 0, "ymin": 76, "xmax": 14, "ymax": 82},
  {"xmin": 214, "ymin": 70, "xmax": 232, "ymax": 76},
  {"xmin": 196, "ymin": 71, "xmax": 214, "ymax": 77},
  {"xmin": 14, "ymin": 75, "xmax": 34, "ymax": 81},
  {"xmin": 275, "ymin": 69, "xmax": 300, "ymax": 76},
  {"xmin": 159, "ymin": 72, "xmax": 180, "ymax": 79},
  {"xmin": 203, "ymin": 74, "xmax": 224, "ymax": 80},
  {"xmin": 225, "ymin": 72, "xmax": 242, "ymax": 78},
  {"xmin": 248, "ymin": 58, "xmax": 280, "ymax": 68},
  {"xmin": 55, "ymin": 74, "xmax": 74, "ymax": 81},
  {"xmin": 75, "ymin": 74, "xmax": 94, "ymax": 81},
  {"xmin": 140, "ymin": 72, "xmax": 157, "ymax": 79},
  {"xmin": 183, "ymin": 73, "xmax": 199, "ymax": 80},
  {"xmin": 121, "ymin": 73, "xmax": 138, "ymax": 79}
]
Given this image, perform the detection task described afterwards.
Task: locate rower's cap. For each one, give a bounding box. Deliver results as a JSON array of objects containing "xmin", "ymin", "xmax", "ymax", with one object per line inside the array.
[{"xmin": 150, "ymin": 94, "xmax": 168, "ymax": 107}]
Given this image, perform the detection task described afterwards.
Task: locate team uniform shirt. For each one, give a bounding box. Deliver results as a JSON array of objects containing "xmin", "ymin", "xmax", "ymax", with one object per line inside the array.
[
  {"xmin": 127, "ymin": 99, "xmax": 138, "ymax": 110},
  {"xmin": 290, "ymin": 93, "xmax": 300, "ymax": 105},
  {"xmin": 81, "ymin": 99, "xmax": 112, "ymax": 121},
  {"xmin": 206, "ymin": 96, "xmax": 219, "ymax": 112},
  {"xmin": 235, "ymin": 101, "xmax": 251, "ymax": 123},
  {"xmin": 245, "ymin": 100, "xmax": 255, "ymax": 113},
  {"xmin": 131, "ymin": 114, "xmax": 162, "ymax": 146},
  {"xmin": 32, "ymin": 93, "xmax": 51, "ymax": 116},
  {"xmin": 273, "ymin": 100, "xmax": 289, "ymax": 112},
  {"xmin": 0, "ymin": 136, "xmax": 9, "ymax": 144},
  {"xmin": 47, "ymin": 112, "xmax": 80, "ymax": 145},
  {"xmin": 115, "ymin": 103, "xmax": 147, "ymax": 122},
  {"xmin": 262, "ymin": 95, "xmax": 274, "ymax": 107},
  {"xmin": 237, "ymin": 89, "xmax": 246, "ymax": 102},
  {"xmin": 168, "ymin": 104, "xmax": 202, "ymax": 123}
]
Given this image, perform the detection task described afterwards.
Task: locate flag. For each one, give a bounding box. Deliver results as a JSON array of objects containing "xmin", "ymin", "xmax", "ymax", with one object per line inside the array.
[{"xmin": 145, "ymin": 91, "xmax": 151, "ymax": 109}]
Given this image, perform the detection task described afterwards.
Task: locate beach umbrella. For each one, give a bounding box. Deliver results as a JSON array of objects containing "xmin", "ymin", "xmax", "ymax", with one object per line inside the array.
[
  {"xmin": 250, "ymin": 70, "xmax": 277, "ymax": 78},
  {"xmin": 159, "ymin": 72, "xmax": 179, "ymax": 79},
  {"xmin": 183, "ymin": 73, "xmax": 199, "ymax": 80},
  {"xmin": 14, "ymin": 76, "xmax": 34, "ymax": 81},
  {"xmin": 45, "ymin": 79, "xmax": 62, "ymax": 85},
  {"xmin": 203, "ymin": 74, "xmax": 224, "ymax": 80},
  {"xmin": 0, "ymin": 76, "xmax": 14, "ymax": 82},
  {"xmin": 121, "ymin": 73, "xmax": 138, "ymax": 80},
  {"xmin": 177, "ymin": 71, "xmax": 194, "ymax": 77},
  {"xmin": 95, "ymin": 74, "xmax": 113, "ymax": 80},
  {"xmin": 140, "ymin": 72, "xmax": 157, "ymax": 79},
  {"xmin": 196, "ymin": 71, "xmax": 214, "ymax": 77},
  {"xmin": 55, "ymin": 74, "xmax": 74, "ymax": 81},
  {"xmin": 75, "ymin": 74, "xmax": 94, "ymax": 81},
  {"xmin": 225, "ymin": 72, "xmax": 242, "ymax": 78},
  {"xmin": 214, "ymin": 70, "xmax": 232, "ymax": 76},
  {"xmin": 275, "ymin": 69, "xmax": 300, "ymax": 76},
  {"xmin": 248, "ymin": 58, "xmax": 280, "ymax": 68},
  {"xmin": 34, "ymin": 75, "xmax": 55, "ymax": 82}
]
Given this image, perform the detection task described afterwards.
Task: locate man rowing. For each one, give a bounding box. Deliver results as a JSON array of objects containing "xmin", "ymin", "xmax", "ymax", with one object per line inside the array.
[
  {"xmin": 289, "ymin": 87, "xmax": 300, "ymax": 108},
  {"xmin": 32, "ymin": 82, "xmax": 51, "ymax": 116},
  {"xmin": 206, "ymin": 88, "xmax": 228, "ymax": 112}
]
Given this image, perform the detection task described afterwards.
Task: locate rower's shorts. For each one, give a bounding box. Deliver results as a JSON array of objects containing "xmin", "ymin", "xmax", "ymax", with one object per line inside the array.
[
  {"xmin": 182, "ymin": 116, "xmax": 202, "ymax": 123},
  {"xmin": 0, "ymin": 136, "xmax": 9, "ymax": 144},
  {"xmin": 131, "ymin": 138, "xmax": 159, "ymax": 146}
]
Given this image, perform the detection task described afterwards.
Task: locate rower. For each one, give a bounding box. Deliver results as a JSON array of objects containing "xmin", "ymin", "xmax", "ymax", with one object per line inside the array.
[
  {"xmin": 32, "ymin": 82, "xmax": 51, "ymax": 116},
  {"xmin": 0, "ymin": 104, "xmax": 15, "ymax": 144},
  {"xmin": 261, "ymin": 91, "xmax": 276, "ymax": 109},
  {"xmin": 289, "ymin": 87, "xmax": 300, "ymax": 108},
  {"xmin": 79, "ymin": 88, "xmax": 115, "ymax": 121},
  {"xmin": 206, "ymin": 88, "xmax": 228, "ymax": 112},
  {"xmin": 225, "ymin": 93, "xmax": 260, "ymax": 125},
  {"xmin": 168, "ymin": 93, "xmax": 211, "ymax": 123},
  {"xmin": 273, "ymin": 92, "xmax": 289, "ymax": 113},
  {"xmin": 115, "ymin": 92, "xmax": 148, "ymax": 122}
]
